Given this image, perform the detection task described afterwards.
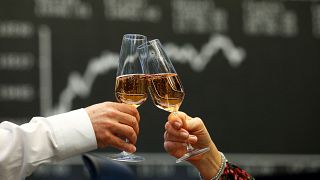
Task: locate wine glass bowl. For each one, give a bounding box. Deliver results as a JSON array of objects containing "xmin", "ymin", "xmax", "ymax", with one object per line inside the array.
[
  {"xmin": 115, "ymin": 74, "xmax": 148, "ymax": 108},
  {"xmin": 147, "ymin": 73, "xmax": 185, "ymax": 113},
  {"xmin": 138, "ymin": 39, "xmax": 185, "ymax": 112}
]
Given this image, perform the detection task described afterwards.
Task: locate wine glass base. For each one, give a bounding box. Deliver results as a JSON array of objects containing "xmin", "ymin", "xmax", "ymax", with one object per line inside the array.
[
  {"xmin": 176, "ymin": 147, "xmax": 210, "ymax": 163},
  {"xmin": 109, "ymin": 151, "xmax": 145, "ymax": 163}
]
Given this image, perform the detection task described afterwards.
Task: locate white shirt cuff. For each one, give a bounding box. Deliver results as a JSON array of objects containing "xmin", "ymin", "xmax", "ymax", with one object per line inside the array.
[{"xmin": 46, "ymin": 108, "xmax": 97, "ymax": 160}]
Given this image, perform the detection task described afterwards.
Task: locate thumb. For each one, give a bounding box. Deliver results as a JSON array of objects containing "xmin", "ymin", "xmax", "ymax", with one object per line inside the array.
[
  {"xmin": 185, "ymin": 117, "xmax": 204, "ymax": 132},
  {"xmin": 168, "ymin": 111, "xmax": 189, "ymax": 129},
  {"xmin": 169, "ymin": 112, "xmax": 205, "ymax": 133}
]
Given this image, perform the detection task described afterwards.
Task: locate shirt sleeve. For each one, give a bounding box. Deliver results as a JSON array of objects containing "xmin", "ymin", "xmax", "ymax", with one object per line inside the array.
[
  {"xmin": 219, "ymin": 162, "xmax": 255, "ymax": 180},
  {"xmin": 0, "ymin": 108, "xmax": 97, "ymax": 180}
]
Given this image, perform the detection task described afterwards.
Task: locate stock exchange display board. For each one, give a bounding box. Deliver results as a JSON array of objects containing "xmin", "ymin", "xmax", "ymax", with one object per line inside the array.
[{"xmin": 1, "ymin": 0, "xmax": 320, "ymax": 156}]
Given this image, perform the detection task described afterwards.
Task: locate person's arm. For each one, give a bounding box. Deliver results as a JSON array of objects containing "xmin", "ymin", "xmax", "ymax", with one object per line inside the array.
[
  {"xmin": 0, "ymin": 101, "xmax": 140, "ymax": 180},
  {"xmin": 164, "ymin": 112, "xmax": 254, "ymax": 180},
  {"xmin": 0, "ymin": 108, "xmax": 96, "ymax": 179}
]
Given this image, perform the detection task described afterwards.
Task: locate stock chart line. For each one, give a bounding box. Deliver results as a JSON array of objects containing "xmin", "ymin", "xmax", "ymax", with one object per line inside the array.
[
  {"xmin": 164, "ymin": 35, "xmax": 246, "ymax": 71},
  {"xmin": 39, "ymin": 31, "xmax": 246, "ymax": 115},
  {"xmin": 51, "ymin": 52, "xmax": 119, "ymax": 115}
]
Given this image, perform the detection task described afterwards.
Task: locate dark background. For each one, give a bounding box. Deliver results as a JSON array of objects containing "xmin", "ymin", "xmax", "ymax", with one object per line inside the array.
[{"xmin": 1, "ymin": 0, "xmax": 320, "ymax": 179}]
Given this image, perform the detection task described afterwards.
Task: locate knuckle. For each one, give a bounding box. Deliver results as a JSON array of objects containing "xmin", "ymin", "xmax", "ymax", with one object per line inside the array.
[
  {"xmin": 103, "ymin": 101, "xmax": 113, "ymax": 108},
  {"xmin": 131, "ymin": 118, "xmax": 138, "ymax": 127},
  {"xmin": 105, "ymin": 121, "xmax": 116, "ymax": 131},
  {"xmin": 128, "ymin": 106, "xmax": 135, "ymax": 113},
  {"xmin": 128, "ymin": 127, "xmax": 135, "ymax": 136},
  {"xmin": 194, "ymin": 117, "xmax": 203, "ymax": 123},
  {"xmin": 105, "ymin": 108, "xmax": 118, "ymax": 118},
  {"xmin": 129, "ymin": 105, "xmax": 137, "ymax": 113},
  {"xmin": 179, "ymin": 111, "xmax": 186, "ymax": 117},
  {"xmin": 167, "ymin": 125, "xmax": 175, "ymax": 134},
  {"xmin": 129, "ymin": 107, "xmax": 140, "ymax": 120},
  {"xmin": 128, "ymin": 128, "xmax": 137, "ymax": 141},
  {"xmin": 165, "ymin": 122, "xmax": 170, "ymax": 129}
]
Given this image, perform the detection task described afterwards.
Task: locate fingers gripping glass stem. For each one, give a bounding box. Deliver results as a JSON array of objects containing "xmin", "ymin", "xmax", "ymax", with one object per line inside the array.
[
  {"xmin": 173, "ymin": 112, "xmax": 210, "ymax": 164},
  {"xmin": 109, "ymin": 139, "xmax": 144, "ymax": 162}
]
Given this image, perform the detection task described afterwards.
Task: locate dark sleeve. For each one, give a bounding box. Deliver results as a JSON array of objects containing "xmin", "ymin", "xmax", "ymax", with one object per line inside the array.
[{"xmin": 219, "ymin": 162, "xmax": 255, "ymax": 180}]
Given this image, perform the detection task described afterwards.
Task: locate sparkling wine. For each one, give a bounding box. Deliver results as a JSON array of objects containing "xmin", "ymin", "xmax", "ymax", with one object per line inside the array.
[
  {"xmin": 148, "ymin": 73, "xmax": 185, "ymax": 112},
  {"xmin": 115, "ymin": 74, "xmax": 148, "ymax": 107}
]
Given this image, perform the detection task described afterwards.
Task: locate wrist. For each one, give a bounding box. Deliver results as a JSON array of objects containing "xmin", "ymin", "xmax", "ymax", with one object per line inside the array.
[{"xmin": 190, "ymin": 143, "xmax": 221, "ymax": 180}]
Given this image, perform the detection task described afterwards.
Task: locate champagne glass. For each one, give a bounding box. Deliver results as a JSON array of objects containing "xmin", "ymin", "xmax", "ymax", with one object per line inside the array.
[
  {"xmin": 138, "ymin": 39, "xmax": 209, "ymax": 163},
  {"xmin": 110, "ymin": 34, "xmax": 148, "ymax": 162}
]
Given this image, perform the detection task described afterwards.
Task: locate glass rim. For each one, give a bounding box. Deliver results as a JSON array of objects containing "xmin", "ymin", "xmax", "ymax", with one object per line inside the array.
[
  {"xmin": 137, "ymin": 39, "xmax": 161, "ymax": 50},
  {"xmin": 123, "ymin": 34, "xmax": 147, "ymax": 40},
  {"xmin": 148, "ymin": 39, "xmax": 160, "ymax": 44}
]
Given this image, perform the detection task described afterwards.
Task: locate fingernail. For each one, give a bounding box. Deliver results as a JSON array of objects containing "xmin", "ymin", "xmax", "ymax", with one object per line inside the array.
[
  {"xmin": 131, "ymin": 146, "xmax": 136, "ymax": 153},
  {"xmin": 173, "ymin": 121, "xmax": 182, "ymax": 129},
  {"xmin": 189, "ymin": 135, "xmax": 198, "ymax": 143},
  {"xmin": 180, "ymin": 131, "xmax": 189, "ymax": 138}
]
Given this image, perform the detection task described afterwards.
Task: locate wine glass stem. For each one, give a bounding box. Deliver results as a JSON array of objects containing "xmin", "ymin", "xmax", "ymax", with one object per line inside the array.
[
  {"xmin": 186, "ymin": 143, "xmax": 194, "ymax": 152},
  {"xmin": 121, "ymin": 151, "xmax": 130, "ymax": 156},
  {"xmin": 124, "ymin": 138, "xmax": 131, "ymax": 153}
]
